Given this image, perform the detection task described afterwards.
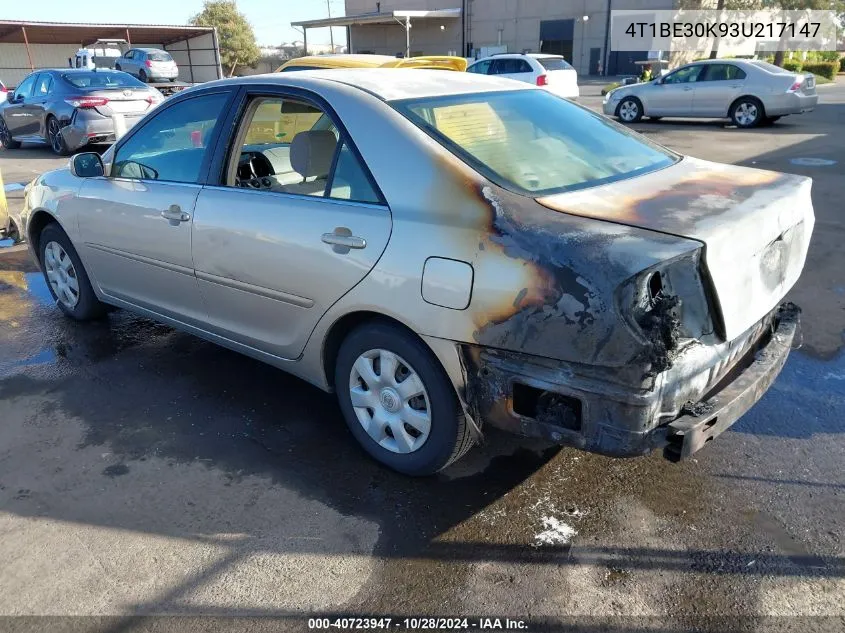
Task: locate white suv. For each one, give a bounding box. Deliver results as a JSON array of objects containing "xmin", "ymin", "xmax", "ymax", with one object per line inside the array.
[{"xmin": 467, "ymin": 53, "xmax": 580, "ymax": 99}]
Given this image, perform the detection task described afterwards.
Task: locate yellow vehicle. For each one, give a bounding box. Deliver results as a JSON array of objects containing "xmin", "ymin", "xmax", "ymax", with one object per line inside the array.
[{"xmin": 275, "ymin": 54, "xmax": 468, "ymax": 73}]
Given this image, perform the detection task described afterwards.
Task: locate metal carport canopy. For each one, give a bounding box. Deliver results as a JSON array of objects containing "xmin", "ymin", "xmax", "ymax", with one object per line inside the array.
[
  {"xmin": 0, "ymin": 20, "xmax": 215, "ymax": 45},
  {"xmin": 291, "ymin": 8, "xmax": 462, "ymax": 58}
]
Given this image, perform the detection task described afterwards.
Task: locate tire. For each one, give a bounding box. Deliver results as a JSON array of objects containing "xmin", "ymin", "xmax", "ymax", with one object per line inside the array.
[
  {"xmin": 38, "ymin": 223, "xmax": 107, "ymax": 321},
  {"xmin": 616, "ymin": 97, "xmax": 643, "ymax": 123},
  {"xmin": 169, "ymin": 78, "xmax": 177, "ymax": 83},
  {"xmin": 0, "ymin": 116, "xmax": 21, "ymax": 149},
  {"xmin": 334, "ymin": 322, "xmax": 475, "ymax": 476},
  {"xmin": 47, "ymin": 117, "xmax": 70, "ymax": 156},
  {"xmin": 114, "ymin": 64, "xmax": 121, "ymax": 71},
  {"xmin": 730, "ymin": 97, "xmax": 764, "ymax": 128},
  {"xmin": 139, "ymin": 70, "xmax": 148, "ymax": 83}
]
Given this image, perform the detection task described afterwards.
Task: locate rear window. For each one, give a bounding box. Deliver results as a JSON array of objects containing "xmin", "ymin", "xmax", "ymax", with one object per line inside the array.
[
  {"xmin": 62, "ymin": 72, "xmax": 146, "ymax": 89},
  {"xmin": 149, "ymin": 51, "xmax": 173, "ymax": 62},
  {"xmin": 393, "ymin": 90, "xmax": 678, "ymax": 196},
  {"xmin": 537, "ymin": 57, "xmax": 573, "ymax": 71},
  {"xmin": 751, "ymin": 61, "xmax": 790, "ymax": 74}
]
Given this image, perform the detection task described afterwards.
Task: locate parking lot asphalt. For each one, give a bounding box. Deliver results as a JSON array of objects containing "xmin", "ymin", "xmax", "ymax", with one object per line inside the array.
[{"xmin": 0, "ymin": 82, "xmax": 843, "ymax": 629}]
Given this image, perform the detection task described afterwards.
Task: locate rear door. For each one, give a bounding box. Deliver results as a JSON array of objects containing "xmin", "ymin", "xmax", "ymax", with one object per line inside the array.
[
  {"xmin": 191, "ymin": 89, "xmax": 392, "ymax": 360},
  {"xmin": 693, "ymin": 63, "xmax": 747, "ymax": 116},
  {"xmin": 77, "ymin": 89, "xmax": 235, "ymax": 324},
  {"xmin": 120, "ymin": 50, "xmax": 138, "ymax": 76}
]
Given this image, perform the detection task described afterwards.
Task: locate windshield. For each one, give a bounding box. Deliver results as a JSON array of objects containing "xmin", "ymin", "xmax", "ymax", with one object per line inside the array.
[
  {"xmin": 62, "ymin": 72, "xmax": 146, "ymax": 89},
  {"xmin": 537, "ymin": 57, "xmax": 573, "ymax": 71},
  {"xmin": 149, "ymin": 51, "xmax": 173, "ymax": 62},
  {"xmin": 393, "ymin": 90, "xmax": 678, "ymax": 195}
]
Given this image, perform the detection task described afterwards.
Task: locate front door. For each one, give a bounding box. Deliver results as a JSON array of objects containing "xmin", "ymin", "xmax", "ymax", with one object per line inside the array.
[
  {"xmin": 692, "ymin": 63, "xmax": 747, "ymax": 117},
  {"xmin": 3, "ymin": 74, "xmax": 37, "ymax": 137},
  {"xmin": 77, "ymin": 89, "xmax": 234, "ymax": 325},
  {"xmin": 191, "ymin": 92, "xmax": 392, "ymax": 360},
  {"xmin": 648, "ymin": 64, "xmax": 704, "ymax": 116}
]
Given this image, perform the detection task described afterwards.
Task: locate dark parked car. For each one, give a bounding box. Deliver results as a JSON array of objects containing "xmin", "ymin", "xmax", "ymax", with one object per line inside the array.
[{"xmin": 0, "ymin": 69, "xmax": 163, "ymax": 156}]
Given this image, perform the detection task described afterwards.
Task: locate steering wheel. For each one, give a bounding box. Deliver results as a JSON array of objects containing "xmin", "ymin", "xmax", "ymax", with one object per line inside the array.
[{"xmin": 236, "ymin": 154, "xmax": 273, "ymax": 189}]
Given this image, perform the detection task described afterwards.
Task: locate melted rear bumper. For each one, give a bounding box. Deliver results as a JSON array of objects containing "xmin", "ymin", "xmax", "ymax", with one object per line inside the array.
[{"xmin": 462, "ymin": 302, "xmax": 799, "ymax": 460}]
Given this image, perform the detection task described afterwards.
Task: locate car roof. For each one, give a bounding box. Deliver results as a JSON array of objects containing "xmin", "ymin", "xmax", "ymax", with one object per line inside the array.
[
  {"xmin": 204, "ymin": 68, "xmax": 535, "ymax": 100},
  {"xmin": 136, "ymin": 47, "xmax": 166, "ymax": 53},
  {"xmin": 281, "ymin": 54, "xmax": 398, "ymax": 69}
]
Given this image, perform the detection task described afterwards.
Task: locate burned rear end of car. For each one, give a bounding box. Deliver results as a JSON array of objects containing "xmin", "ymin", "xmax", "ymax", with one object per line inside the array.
[{"xmin": 455, "ymin": 162, "xmax": 812, "ymax": 461}]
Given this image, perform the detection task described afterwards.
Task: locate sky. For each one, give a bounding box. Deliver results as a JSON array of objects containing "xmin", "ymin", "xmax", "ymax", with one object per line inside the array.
[{"xmin": 3, "ymin": 0, "xmax": 348, "ymax": 46}]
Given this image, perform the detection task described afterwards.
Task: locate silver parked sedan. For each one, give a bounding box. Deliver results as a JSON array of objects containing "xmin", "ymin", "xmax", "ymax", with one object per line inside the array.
[
  {"xmin": 0, "ymin": 69, "xmax": 163, "ymax": 155},
  {"xmin": 114, "ymin": 48, "xmax": 179, "ymax": 83},
  {"xmin": 22, "ymin": 70, "xmax": 812, "ymax": 475},
  {"xmin": 603, "ymin": 59, "xmax": 818, "ymax": 127}
]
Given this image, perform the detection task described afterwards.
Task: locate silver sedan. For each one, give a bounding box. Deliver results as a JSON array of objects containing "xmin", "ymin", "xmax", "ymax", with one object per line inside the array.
[
  {"xmin": 603, "ymin": 59, "xmax": 818, "ymax": 127},
  {"xmin": 21, "ymin": 70, "xmax": 812, "ymax": 474}
]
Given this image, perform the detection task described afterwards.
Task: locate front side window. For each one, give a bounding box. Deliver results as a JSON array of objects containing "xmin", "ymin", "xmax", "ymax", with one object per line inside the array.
[
  {"xmin": 663, "ymin": 65, "xmax": 704, "ymax": 84},
  {"xmin": 394, "ymin": 89, "xmax": 677, "ymax": 195},
  {"xmin": 113, "ymin": 92, "xmax": 229, "ymax": 183},
  {"xmin": 227, "ymin": 95, "xmax": 380, "ymax": 203},
  {"xmin": 467, "ymin": 60, "xmax": 492, "ymax": 74},
  {"xmin": 13, "ymin": 74, "xmax": 37, "ymax": 100}
]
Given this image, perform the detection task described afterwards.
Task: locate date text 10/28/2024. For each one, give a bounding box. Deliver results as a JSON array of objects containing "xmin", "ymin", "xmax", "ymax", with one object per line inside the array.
[{"xmin": 308, "ymin": 617, "xmax": 528, "ymax": 630}]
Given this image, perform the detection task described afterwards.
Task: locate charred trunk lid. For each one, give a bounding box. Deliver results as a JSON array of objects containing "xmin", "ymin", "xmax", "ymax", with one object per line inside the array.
[{"xmin": 536, "ymin": 157, "xmax": 814, "ymax": 341}]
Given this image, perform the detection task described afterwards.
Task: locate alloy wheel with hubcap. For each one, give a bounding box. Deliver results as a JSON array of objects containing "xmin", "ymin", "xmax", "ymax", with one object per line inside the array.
[
  {"xmin": 732, "ymin": 100, "xmax": 761, "ymax": 128},
  {"xmin": 349, "ymin": 348, "xmax": 431, "ymax": 454},
  {"xmin": 617, "ymin": 98, "xmax": 642, "ymax": 123},
  {"xmin": 335, "ymin": 322, "xmax": 475, "ymax": 475},
  {"xmin": 43, "ymin": 240, "xmax": 80, "ymax": 308}
]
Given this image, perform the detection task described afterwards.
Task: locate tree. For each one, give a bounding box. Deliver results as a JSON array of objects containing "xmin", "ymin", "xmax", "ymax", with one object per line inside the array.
[
  {"xmin": 760, "ymin": 0, "xmax": 845, "ymax": 66},
  {"xmin": 191, "ymin": 0, "xmax": 260, "ymax": 76}
]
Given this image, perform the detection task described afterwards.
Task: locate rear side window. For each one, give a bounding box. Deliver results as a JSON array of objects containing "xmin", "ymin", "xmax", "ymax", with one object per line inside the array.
[
  {"xmin": 113, "ymin": 92, "xmax": 229, "ymax": 184},
  {"xmin": 62, "ymin": 72, "xmax": 146, "ymax": 88},
  {"xmin": 149, "ymin": 51, "xmax": 173, "ymax": 62},
  {"xmin": 491, "ymin": 59, "xmax": 532, "ymax": 74},
  {"xmin": 537, "ymin": 57, "xmax": 573, "ymax": 71},
  {"xmin": 703, "ymin": 64, "xmax": 746, "ymax": 81}
]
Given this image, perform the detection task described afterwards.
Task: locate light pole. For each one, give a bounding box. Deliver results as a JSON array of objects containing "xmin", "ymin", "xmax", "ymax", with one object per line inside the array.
[{"xmin": 580, "ymin": 15, "xmax": 589, "ymax": 75}]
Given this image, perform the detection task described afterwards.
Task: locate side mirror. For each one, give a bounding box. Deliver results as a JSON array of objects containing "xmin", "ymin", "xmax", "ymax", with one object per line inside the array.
[{"xmin": 70, "ymin": 152, "xmax": 105, "ymax": 178}]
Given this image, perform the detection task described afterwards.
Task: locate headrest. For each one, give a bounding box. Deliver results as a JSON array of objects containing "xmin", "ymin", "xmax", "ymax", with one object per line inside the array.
[{"xmin": 290, "ymin": 130, "xmax": 337, "ymax": 179}]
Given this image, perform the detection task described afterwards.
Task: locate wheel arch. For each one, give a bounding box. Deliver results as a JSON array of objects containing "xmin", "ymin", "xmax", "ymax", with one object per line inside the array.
[
  {"xmin": 615, "ymin": 94, "xmax": 645, "ymax": 118},
  {"xmin": 322, "ymin": 311, "xmax": 429, "ymax": 391},
  {"xmin": 27, "ymin": 209, "xmax": 63, "ymax": 254}
]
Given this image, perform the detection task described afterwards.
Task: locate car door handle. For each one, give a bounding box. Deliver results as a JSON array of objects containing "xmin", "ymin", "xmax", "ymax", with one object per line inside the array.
[
  {"xmin": 322, "ymin": 232, "xmax": 366, "ymax": 249},
  {"xmin": 160, "ymin": 205, "xmax": 190, "ymax": 224},
  {"xmin": 730, "ymin": 84, "xmax": 742, "ymax": 89},
  {"xmin": 683, "ymin": 86, "xmax": 693, "ymax": 91}
]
